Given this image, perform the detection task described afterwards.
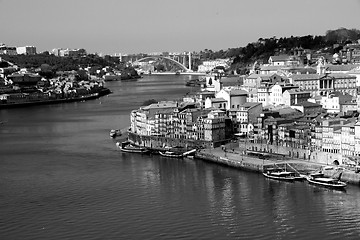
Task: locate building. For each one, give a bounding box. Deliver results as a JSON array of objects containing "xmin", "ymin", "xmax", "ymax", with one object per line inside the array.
[
  {"xmin": 204, "ymin": 97, "xmax": 227, "ymax": 110},
  {"xmin": 235, "ymin": 102, "xmax": 262, "ymax": 135},
  {"xmin": 0, "ymin": 44, "xmax": 17, "ymax": 55},
  {"xmin": 130, "ymin": 101, "xmax": 178, "ymax": 136},
  {"xmin": 16, "ymin": 46, "xmax": 37, "ymax": 55},
  {"xmin": 197, "ymin": 59, "xmax": 230, "ymax": 73},
  {"xmin": 319, "ymin": 92, "xmax": 353, "ymax": 113},
  {"xmin": 243, "ymin": 73, "xmax": 284, "ymax": 91},
  {"xmin": 268, "ymin": 55, "xmax": 301, "ymax": 66},
  {"xmin": 215, "ymin": 88, "xmax": 248, "ymax": 110},
  {"xmin": 7, "ymin": 73, "xmax": 41, "ymax": 86},
  {"xmin": 283, "ymin": 89, "xmax": 311, "ymax": 106},
  {"xmin": 291, "ymin": 101, "xmax": 323, "ymax": 115},
  {"xmin": 203, "ymin": 110, "xmax": 226, "ymax": 142}
]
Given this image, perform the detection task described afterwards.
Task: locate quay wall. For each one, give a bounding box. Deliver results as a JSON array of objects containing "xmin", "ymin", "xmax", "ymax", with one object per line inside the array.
[
  {"xmin": 126, "ymin": 133, "xmax": 360, "ymax": 186},
  {"xmin": 195, "ymin": 150, "xmax": 360, "ymax": 187},
  {"xmin": 238, "ymin": 142, "xmax": 344, "ymax": 165},
  {"xmin": 238, "ymin": 142, "xmax": 310, "ymax": 160},
  {"xmin": 195, "ymin": 151, "xmax": 263, "ymax": 172},
  {"xmin": 324, "ymin": 169, "xmax": 360, "ymax": 186},
  {"xmin": 127, "ymin": 132, "xmax": 226, "ymax": 149}
]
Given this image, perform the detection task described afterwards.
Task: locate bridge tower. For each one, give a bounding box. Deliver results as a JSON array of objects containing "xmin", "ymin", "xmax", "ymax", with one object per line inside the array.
[{"xmin": 188, "ymin": 52, "xmax": 192, "ymax": 71}]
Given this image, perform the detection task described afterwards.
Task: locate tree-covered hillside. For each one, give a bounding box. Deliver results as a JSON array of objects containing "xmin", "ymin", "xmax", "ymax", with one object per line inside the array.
[{"xmin": 199, "ymin": 28, "xmax": 360, "ymax": 73}]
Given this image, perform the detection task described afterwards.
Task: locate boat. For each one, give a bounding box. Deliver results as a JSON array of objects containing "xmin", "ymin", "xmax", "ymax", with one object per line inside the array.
[
  {"xmin": 159, "ymin": 151, "xmax": 184, "ymax": 158},
  {"xmin": 262, "ymin": 168, "xmax": 296, "ymax": 181},
  {"xmin": 306, "ymin": 172, "xmax": 347, "ymax": 190},
  {"xmin": 110, "ymin": 129, "xmax": 122, "ymax": 138},
  {"xmin": 116, "ymin": 141, "xmax": 149, "ymax": 154}
]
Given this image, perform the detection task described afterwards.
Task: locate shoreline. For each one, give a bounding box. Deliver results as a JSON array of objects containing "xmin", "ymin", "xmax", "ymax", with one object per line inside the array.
[
  {"xmin": 0, "ymin": 88, "xmax": 111, "ymax": 109},
  {"xmin": 194, "ymin": 147, "xmax": 360, "ymax": 186}
]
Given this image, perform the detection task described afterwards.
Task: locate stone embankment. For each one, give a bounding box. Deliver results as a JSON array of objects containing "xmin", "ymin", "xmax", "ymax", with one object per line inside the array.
[{"xmin": 195, "ymin": 147, "xmax": 360, "ymax": 186}]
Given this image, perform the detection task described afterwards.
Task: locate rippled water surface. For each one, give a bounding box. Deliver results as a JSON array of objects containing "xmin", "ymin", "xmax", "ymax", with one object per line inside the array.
[{"xmin": 1, "ymin": 75, "xmax": 360, "ymax": 240}]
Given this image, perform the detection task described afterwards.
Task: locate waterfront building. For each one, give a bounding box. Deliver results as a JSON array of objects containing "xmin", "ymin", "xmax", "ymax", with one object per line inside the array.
[
  {"xmin": 355, "ymin": 121, "xmax": 360, "ymax": 158},
  {"xmin": 278, "ymin": 122, "xmax": 311, "ymax": 149},
  {"xmin": 341, "ymin": 122, "xmax": 356, "ymax": 161},
  {"xmin": 16, "ymin": 46, "xmax": 36, "ymax": 55},
  {"xmin": 235, "ymin": 102, "xmax": 262, "ymax": 135},
  {"xmin": 130, "ymin": 101, "xmax": 178, "ymax": 136},
  {"xmin": 311, "ymin": 117, "xmax": 359, "ymax": 165},
  {"xmin": 129, "ymin": 101, "xmax": 228, "ymax": 143},
  {"xmin": 203, "ymin": 110, "xmax": 226, "ymax": 142}
]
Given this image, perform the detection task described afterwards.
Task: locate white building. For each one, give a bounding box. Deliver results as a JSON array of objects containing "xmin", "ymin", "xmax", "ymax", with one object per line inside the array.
[
  {"xmin": 197, "ymin": 59, "xmax": 230, "ymax": 73},
  {"xmin": 16, "ymin": 46, "xmax": 37, "ymax": 55},
  {"xmin": 215, "ymin": 87, "xmax": 248, "ymax": 110}
]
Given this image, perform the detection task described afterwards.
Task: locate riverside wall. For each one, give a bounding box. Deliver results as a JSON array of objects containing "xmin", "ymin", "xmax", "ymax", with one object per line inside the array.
[
  {"xmin": 194, "ymin": 148, "xmax": 360, "ymax": 187},
  {"xmin": 127, "ymin": 132, "xmax": 226, "ymax": 149},
  {"xmin": 126, "ymin": 133, "xmax": 360, "ymax": 186}
]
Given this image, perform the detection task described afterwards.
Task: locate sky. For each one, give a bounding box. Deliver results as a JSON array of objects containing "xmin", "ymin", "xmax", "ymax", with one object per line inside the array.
[{"xmin": 1, "ymin": 0, "xmax": 360, "ymax": 55}]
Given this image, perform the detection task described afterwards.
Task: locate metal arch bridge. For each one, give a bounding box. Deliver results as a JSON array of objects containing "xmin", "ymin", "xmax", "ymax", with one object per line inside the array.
[{"xmin": 132, "ymin": 56, "xmax": 191, "ymax": 72}]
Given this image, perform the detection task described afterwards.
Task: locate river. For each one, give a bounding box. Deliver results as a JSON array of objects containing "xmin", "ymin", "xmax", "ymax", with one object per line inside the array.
[{"xmin": 1, "ymin": 75, "xmax": 360, "ymax": 240}]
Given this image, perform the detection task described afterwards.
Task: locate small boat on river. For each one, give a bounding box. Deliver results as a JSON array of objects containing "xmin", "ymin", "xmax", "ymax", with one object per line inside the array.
[
  {"xmin": 263, "ymin": 168, "xmax": 296, "ymax": 181},
  {"xmin": 306, "ymin": 172, "xmax": 347, "ymax": 190},
  {"xmin": 159, "ymin": 151, "xmax": 184, "ymax": 158},
  {"xmin": 110, "ymin": 129, "xmax": 122, "ymax": 138},
  {"xmin": 116, "ymin": 141, "xmax": 149, "ymax": 154}
]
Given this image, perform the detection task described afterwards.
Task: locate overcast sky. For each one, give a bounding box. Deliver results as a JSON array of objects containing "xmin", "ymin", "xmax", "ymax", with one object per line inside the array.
[{"xmin": 1, "ymin": 0, "xmax": 360, "ymax": 55}]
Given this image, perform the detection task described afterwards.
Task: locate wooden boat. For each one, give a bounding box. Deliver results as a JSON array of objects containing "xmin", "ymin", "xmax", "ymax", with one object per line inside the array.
[
  {"xmin": 306, "ymin": 172, "xmax": 347, "ymax": 190},
  {"xmin": 116, "ymin": 141, "xmax": 149, "ymax": 154},
  {"xmin": 110, "ymin": 129, "xmax": 122, "ymax": 138},
  {"xmin": 263, "ymin": 168, "xmax": 295, "ymax": 181},
  {"xmin": 159, "ymin": 151, "xmax": 183, "ymax": 158}
]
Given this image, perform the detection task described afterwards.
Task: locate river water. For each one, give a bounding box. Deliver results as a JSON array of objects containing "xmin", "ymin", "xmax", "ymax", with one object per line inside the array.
[{"xmin": 1, "ymin": 75, "xmax": 360, "ymax": 240}]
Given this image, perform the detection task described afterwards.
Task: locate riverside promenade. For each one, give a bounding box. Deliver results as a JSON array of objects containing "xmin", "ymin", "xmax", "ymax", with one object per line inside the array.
[{"xmin": 195, "ymin": 145, "xmax": 360, "ymax": 186}]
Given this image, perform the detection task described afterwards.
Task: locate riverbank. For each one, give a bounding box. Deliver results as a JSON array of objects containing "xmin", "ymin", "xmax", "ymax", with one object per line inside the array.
[
  {"xmin": 0, "ymin": 88, "xmax": 111, "ymax": 109},
  {"xmin": 194, "ymin": 147, "xmax": 360, "ymax": 186}
]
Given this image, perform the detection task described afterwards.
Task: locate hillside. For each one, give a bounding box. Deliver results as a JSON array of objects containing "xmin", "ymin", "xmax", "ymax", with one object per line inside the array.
[{"xmin": 200, "ymin": 27, "xmax": 360, "ymax": 74}]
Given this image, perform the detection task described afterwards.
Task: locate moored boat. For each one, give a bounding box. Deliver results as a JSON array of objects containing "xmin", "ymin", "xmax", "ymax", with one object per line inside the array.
[
  {"xmin": 159, "ymin": 151, "xmax": 183, "ymax": 158},
  {"xmin": 306, "ymin": 172, "xmax": 347, "ymax": 190},
  {"xmin": 116, "ymin": 141, "xmax": 149, "ymax": 154},
  {"xmin": 263, "ymin": 168, "xmax": 295, "ymax": 181},
  {"xmin": 110, "ymin": 129, "xmax": 122, "ymax": 138}
]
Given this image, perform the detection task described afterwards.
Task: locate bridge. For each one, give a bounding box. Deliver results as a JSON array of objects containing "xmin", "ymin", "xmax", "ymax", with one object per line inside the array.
[{"xmin": 131, "ymin": 52, "xmax": 193, "ymax": 72}]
